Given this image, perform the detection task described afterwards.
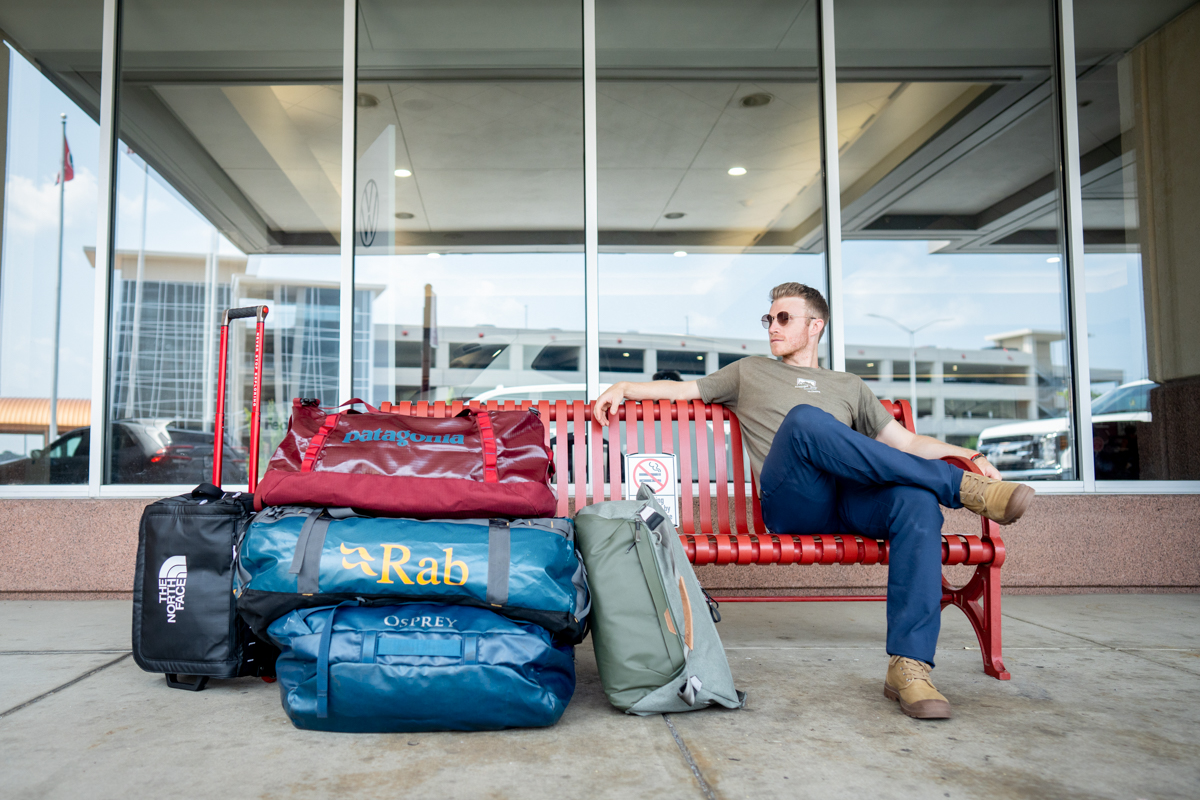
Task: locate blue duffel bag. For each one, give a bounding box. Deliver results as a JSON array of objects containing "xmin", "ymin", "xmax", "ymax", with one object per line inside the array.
[
  {"xmin": 270, "ymin": 602, "xmax": 575, "ymax": 732},
  {"xmin": 237, "ymin": 509, "xmax": 589, "ymax": 644}
]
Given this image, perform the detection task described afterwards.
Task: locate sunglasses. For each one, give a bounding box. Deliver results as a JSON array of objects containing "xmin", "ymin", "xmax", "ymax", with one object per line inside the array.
[{"xmin": 761, "ymin": 312, "xmax": 816, "ymax": 329}]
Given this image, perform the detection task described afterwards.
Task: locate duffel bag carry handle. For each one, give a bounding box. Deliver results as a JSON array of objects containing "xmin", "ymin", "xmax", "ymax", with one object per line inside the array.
[
  {"xmin": 297, "ymin": 399, "xmax": 379, "ymax": 474},
  {"xmin": 456, "ymin": 408, "xmax": 499, "ymax": 484},
  {"xmin": 322, "ymin": 397, "xmax": 381, "ymax": 414}
]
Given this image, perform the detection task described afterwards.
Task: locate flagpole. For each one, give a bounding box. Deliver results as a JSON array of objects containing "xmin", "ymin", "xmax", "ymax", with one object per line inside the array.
[
  {"xmin": 49, "ymin": 113, "xmax": 67, "ymax": 444},
  {"xmin": 124, "ymin": 160, "xmax": 149, "ymax": 418}
]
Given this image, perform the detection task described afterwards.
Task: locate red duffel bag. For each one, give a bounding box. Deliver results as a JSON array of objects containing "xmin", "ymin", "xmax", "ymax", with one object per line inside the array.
[{"xmin": 254, "ymin": 398, "xmax": 557, "ymax": 518}]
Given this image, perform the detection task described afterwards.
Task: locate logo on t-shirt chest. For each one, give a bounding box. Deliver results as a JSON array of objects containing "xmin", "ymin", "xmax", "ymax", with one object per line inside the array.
[{"xmin": 795, "ymin": 378, "xmax": 820, "ymax": 394}]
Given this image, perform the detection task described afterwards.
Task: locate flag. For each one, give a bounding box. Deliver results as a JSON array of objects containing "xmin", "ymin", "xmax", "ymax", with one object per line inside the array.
[{"xmin": 55, "ymin": 138, "xmax": 74, "ymax": 185}]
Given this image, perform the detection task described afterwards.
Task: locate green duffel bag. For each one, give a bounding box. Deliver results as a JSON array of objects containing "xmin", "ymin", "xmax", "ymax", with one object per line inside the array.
[{"xmin": 574, "ymin": 485, "xmax": 745, "ymax": 715}]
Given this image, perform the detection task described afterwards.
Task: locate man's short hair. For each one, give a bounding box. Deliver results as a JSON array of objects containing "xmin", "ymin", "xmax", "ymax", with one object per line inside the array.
[{"xmin": 769, "ymin": 282, "xmax": 830, "ymax": 341}]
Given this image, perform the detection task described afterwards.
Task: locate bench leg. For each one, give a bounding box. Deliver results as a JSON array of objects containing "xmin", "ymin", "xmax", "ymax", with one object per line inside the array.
[{"xmin": 941, "ymin": 527, "xmax": 1010, "ymax": 680}]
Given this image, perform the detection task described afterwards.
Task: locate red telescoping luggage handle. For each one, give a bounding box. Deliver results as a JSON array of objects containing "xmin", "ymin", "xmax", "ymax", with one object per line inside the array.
[
  {"xmin": 213, "ymin": 306, "xmax": 269, "ymax": 492},
  {"xmin": 297, "ymin": 403, "xmax": 499, "ymax": 483}
]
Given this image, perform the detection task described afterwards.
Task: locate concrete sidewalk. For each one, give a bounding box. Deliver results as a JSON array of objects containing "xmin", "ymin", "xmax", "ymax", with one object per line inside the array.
[{"xmin": 1, "ymin": 595, "xmax": 1197, "ymax": 799}]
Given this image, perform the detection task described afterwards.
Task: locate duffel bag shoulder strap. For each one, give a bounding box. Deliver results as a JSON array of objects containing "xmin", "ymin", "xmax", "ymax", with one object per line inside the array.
[
  {"xmin": 457, "ymin": 408, "xmax": 500, "ymax": 484},
  {"xmin": 299, "ymin": 399, "xmax": 379, "ymax": 473},
  {"xmin": 486, "ymin": 519, "xmax": 510, "ymax": 606},
  {"xmin": 287, "ymin": 510, "xmax": 331, "ymax": 594},
  {"xmin": 316, "ymin": 601, "xmax": 358, "ymax": 719}
]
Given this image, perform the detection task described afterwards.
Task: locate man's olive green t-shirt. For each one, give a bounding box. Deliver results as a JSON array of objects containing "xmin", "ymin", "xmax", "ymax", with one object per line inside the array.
[{"xmin": 696, "ymin": 357, "xmax": 895, "ymax": 483}]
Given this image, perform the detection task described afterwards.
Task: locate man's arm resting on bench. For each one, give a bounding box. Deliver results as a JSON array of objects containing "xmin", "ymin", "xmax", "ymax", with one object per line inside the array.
[
  {"xmin": 594, "ymin": 380, "xmax": 702, "ymax": 428},
  {"xmin": 875, "ymin": 420, "xmax": 1001, "ymax": 479}
]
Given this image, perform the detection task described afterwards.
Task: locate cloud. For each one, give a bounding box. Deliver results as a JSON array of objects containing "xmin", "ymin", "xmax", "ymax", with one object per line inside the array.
[{"xmin": 4, "ymin": 168, "xmax": 99, "ymax": 237}]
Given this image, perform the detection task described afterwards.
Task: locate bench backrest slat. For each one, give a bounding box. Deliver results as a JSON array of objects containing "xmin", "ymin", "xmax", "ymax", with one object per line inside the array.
[
  {"xmin": 608, "ymin": 406, "xmax": 622, "ymax": 502},
  {"xmin": 712, "ymin": 403, "xmax": 731, "ymax": 536},
  {"xmin": 554, "ymin": 400, "xmax": 570, "ymax": 517},
  {"xmin": 676, "ymin": 400, "xmax": 695, "ymax": 534},
  {"xmin": 572, "ymin": 399, "xmax": 587, "ymax": 509},
  {"xmin": 728, "ymin": 412, "xmax": 750, "ymax": 534},
  {"xmin": 692, "ymin": 399, "xmax": 712, "ymax": 534},
  {"xmin": 589, "ymin": 409, "xmax": 603, "ymax": 507}
]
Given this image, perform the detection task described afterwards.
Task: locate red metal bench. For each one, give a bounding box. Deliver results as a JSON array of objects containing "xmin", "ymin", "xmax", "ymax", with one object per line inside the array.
[{"xmin": 379, "ymin": 397, "xmax": 1009, "ymax": 680}]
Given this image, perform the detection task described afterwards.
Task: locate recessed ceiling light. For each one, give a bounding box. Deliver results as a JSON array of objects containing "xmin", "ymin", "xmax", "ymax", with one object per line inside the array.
[
  {"xmin": 427, "ymin": 252, "xmax": 441, "ymax": 259},
  {"xmin": 664, "ymin": 212, "xmax": 685, "ymax": 219},
  {"xmin": 696, "ymin": 355, "xmax": 703, "ymax": 360},
  {"xmin": 728, "ymin": 167, "xmax": 747, "ymax": 176},
  {"xmin": 622, "ymin": 352, "xmax": 630, "ymax": 357},
  {"xmin": 1046, "ymin": 256, "xmax": 1061, "ymax": 263},
  {"xmin": 395, "ymin": 168, "xmax": 412, "ymax": 177},
  {"xmin": 395, "ymin": 212, "xmax": 415, "ymax": 219},
  {"xmin": 673, "ymin": 251, "xmax": 687, "ymax": 258},
  {"xmin": 740, "ymin": 92, "xmax": 772, "ymax": 108}
]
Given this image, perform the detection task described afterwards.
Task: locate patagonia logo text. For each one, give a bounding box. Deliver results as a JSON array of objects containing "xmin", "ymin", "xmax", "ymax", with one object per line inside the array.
[
  {"xmin": 342, "ymin": 429, "xmax": 465, "ymax": 447},
  {"xmin": 158, "ymin": 555, "xmax": 187, "ymax": 623}
]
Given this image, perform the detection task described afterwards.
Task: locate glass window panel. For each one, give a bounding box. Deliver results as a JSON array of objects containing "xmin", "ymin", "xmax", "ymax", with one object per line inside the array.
[
  {"xmin": 108, "ymin": 0, "xmax": 344, "ymax": 485},
  {"xmin": 1075, "ymin": 0, "xmax": 1200, "ymax": 481},
  {"xmin": 0, "ymin": 2, "xmax": 103, "ymax": 485},
  {"xmin": 596, "ymin": 0, "xmax": 827, "ymax": 399},
  {"xmin": 836, "ymin": 0, "xmax": 1076, "ymax": 478},
  {"xmin": 355, "ymin": 1, "xmax": 585, "ymax": 406}
]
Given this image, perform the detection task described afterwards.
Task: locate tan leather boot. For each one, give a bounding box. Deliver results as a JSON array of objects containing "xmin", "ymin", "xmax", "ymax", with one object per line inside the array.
[
  {"xmin": 884, "ymin": 656, "xmax": 952, "ymax": 719},
  {"xmin": 958, "ymin": 471, "xmax": 1035, "ymax": 525}
]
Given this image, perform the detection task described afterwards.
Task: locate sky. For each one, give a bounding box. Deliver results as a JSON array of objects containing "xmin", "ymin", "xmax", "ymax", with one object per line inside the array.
[{"xmin": 0, "ymin": 44, "xmax": 1148, "ymax": 409}]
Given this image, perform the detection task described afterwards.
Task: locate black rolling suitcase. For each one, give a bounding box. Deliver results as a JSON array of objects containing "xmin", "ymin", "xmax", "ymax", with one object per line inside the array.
[{"xmin": 132, "ymin": 306, "xmax": 279, "ymax": 690}]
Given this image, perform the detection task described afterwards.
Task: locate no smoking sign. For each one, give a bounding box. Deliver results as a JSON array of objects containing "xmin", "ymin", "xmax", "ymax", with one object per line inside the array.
[{"xmin": 624, "ymin": 453, "xmax": 680, "ymax": 526}]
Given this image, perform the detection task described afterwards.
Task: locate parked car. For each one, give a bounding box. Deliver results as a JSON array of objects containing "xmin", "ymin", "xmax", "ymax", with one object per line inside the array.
[
  {"xmin": 976, "ymin": 380, "xmax": 1155, "ymax": 481},
  {"xmin": 0, "ymin": 420, "xmax": 249, "ymax": 485}
]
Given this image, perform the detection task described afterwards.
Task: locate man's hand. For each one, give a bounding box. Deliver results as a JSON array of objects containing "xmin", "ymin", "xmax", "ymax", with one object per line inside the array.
[
  {"xmin": 973, "ymin": 456, "xmax": 1002, "ymax": 480},
  {"xmin": 593, "ymin": 379, "xmax": 702, "ymax": 428},
  {"xmin": 594, "ymin": 382, "xmax": 628, "ymax": 428}
]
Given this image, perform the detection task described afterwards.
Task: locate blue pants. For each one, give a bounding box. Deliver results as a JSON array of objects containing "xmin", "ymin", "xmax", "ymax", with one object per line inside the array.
[{"xmin": 758, "ymin": 405, "xmax": 964, "ymax": 666}]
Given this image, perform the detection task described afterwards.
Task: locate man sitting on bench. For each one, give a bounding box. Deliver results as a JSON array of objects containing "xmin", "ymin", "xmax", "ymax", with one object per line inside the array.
[{"xmin": 593, "ymin": 282, "xmax": 1033, "ymax": 720}]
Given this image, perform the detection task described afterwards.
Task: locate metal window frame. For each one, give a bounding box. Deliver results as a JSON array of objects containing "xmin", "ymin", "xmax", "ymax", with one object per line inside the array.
[
  {"xmin": 583, "ymin": 0, "xmax": 600, "ymax": 400},
  {"xmin": 86, "ymin": 0, "xmax": 122, "ymax": 498},
  {"xmin": 339, "ymin": 0, "xmax": 358, "ymax": 401},
  {"xmin": 817, "ymin": 0, "xmax": 845, "ymax": 373},
  {"xmin": 1053, "ymin": 0, "xmax": 1097, "ymax": 490},
  {"xmin": 5, "ymin": 0, "xmax": 1197, "ymax": 500}
]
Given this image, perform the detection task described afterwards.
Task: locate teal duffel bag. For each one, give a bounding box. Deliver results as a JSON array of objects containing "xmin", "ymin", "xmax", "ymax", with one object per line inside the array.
[
  {"xmin": 236, "ymin": 508, "xmax": 589, "ymax": 644},
  {"xmin": 270, "ymin": 602, "xmax": 575, "ymax": 732}
]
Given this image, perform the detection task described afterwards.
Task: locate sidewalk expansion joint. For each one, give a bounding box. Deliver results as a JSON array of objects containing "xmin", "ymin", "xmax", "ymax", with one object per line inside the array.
[
  {"xmin": 0, "ymin": 652, "xmax": 131, "ymax": 721},
  {"xmin": 664, "ymin": 714, "xmax": 717, "ymax": 800}
]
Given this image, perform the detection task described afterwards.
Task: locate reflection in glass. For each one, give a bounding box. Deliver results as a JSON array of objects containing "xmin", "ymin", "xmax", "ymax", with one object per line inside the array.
[
  {"xmin": 108, "ymin": 1, "xmax": 344, "ymax": 484},
  {"xmin": 834, "ymin": 0, "xmax": 1076, "ymax": 480},
  {"xmin": 0, "ymin": 3, "xmax": 103, "ymax": 485},
  {"xmin": 355, "ymin": 1, "xmax": 585, "ymax": 405},
  {"xmin": 1075, "ymin": 0, "xmax": 1200, "ymax": 480},
  {"xmin": 597, "ymin": 1, "xmax": 827, "ymax": 383}
]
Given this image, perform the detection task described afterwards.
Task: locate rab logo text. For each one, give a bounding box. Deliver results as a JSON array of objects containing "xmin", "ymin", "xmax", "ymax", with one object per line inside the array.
[
  {"xmin": 158, "ymin": 555, "xmax": 187, "ymax": 623},
  {"xmin": 340, "ymin": 542, "xmax": 469, "ymax": 586},
  {"xmin": 342, "ymin": 429, "xmax": 465, "ymax": 447},
  {"xmin": 795, "ymin": 378, "xmax": 820, "ymax": 394}
]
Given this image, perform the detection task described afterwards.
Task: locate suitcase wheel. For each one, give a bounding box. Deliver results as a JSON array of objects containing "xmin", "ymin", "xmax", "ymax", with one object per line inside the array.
[{"xmin": 165, "ymin": 674, "xmax": 209, "ymax": 691}]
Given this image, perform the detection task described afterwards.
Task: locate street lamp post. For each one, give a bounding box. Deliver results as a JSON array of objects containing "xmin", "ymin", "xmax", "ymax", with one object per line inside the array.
[{"xmin": 866, "ymin": 313, "xmax": 951, "ymax": 421}]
